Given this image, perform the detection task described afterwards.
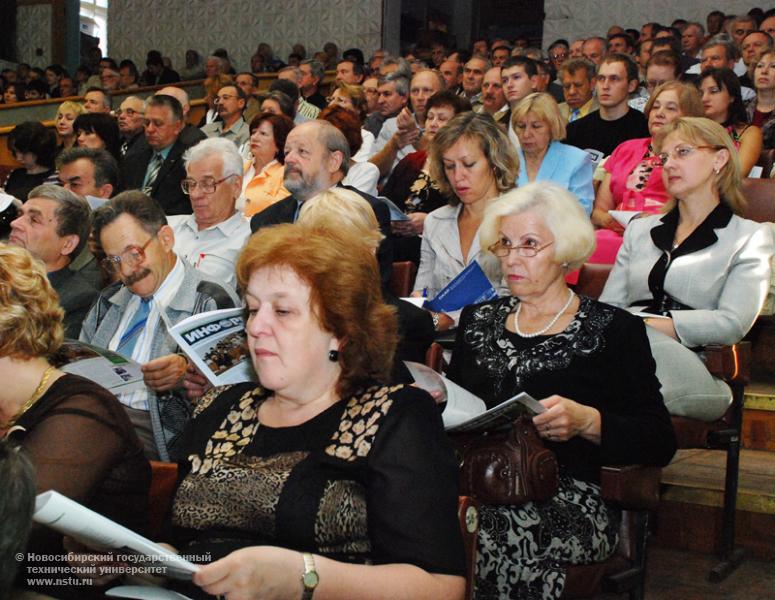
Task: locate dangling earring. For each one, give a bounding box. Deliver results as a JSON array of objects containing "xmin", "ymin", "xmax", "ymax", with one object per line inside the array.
[
  {"xmin": 714, "ymin": 166, "xmax": 720, "ymax": 175},
  {"xmin": 328, "ymin": 349, "xmax": 339, "ymax": 362}
]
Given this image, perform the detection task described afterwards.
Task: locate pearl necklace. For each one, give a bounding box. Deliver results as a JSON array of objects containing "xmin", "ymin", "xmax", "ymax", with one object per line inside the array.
[{"xmin": 514, "ymin": 290, "xmax": 576, "ymax": 338}]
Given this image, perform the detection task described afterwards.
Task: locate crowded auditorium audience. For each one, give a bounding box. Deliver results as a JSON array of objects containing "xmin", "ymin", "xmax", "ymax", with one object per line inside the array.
[{"xmin": 3, "ymin": 9, "xmax": 775, "ymax": 598}]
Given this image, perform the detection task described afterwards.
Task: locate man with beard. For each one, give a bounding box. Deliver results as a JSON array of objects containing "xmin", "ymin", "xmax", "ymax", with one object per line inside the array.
[
  {"xmin": 80, "ymin": 191, "xmax": 238, "ymax": 461},
  {"xmin": 250, "ymin": 120, "xmax": 392, "ymax": 283}
]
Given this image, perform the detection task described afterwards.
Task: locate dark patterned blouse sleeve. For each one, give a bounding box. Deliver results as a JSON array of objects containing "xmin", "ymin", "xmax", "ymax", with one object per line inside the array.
[{"xmin": 365, "ymin": 386, "xmax": 466, "ymax": 576}]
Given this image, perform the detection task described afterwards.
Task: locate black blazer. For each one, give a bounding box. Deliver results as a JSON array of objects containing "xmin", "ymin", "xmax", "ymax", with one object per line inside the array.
[
  {"xmin": 120, "ymin": 137, "xmax": 193, "ymax": 215},
  {"xmin": 250, "ymin": 184, "xmax": 394, "ymax": 285}
]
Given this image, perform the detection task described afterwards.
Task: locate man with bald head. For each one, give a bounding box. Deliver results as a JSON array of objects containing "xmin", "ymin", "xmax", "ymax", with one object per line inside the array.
[{"xmin": 250, "ymin": 120, "xmax": 393, "ymax": 282}]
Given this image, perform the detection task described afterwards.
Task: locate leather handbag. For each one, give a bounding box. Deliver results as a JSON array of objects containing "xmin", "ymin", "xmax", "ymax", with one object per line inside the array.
[{"xmin": 453, "ymin": 416, "xmax": 559, "ymax": 505}]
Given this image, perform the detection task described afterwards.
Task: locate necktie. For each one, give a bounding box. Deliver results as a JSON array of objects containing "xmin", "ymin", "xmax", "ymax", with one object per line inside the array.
[
  {"xmin": 120, "ymin": 140, "xmax": 129, "ymax": 157},
  {"xmin": 117, "ymin": 298, "xmax": 152, "ymax": 359},
  {"xmin": 570, "ymin": 109, "xmax": 581, "ymax": 122},
  {"xmin": 143, "ymin": 153, "xmax": 164, "ymax": 194}
]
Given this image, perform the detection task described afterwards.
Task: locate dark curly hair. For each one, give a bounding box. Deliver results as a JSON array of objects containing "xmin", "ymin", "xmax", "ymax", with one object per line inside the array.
[{"xmin": 7, "ymin": 121, "xmax": 57, "ymax": 168}]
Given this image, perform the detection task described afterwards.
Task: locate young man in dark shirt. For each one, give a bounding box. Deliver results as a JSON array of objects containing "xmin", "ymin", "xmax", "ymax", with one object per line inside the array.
[{"xmin": 565, "ymin": 53, "xmax": 649, "ymax": 158}]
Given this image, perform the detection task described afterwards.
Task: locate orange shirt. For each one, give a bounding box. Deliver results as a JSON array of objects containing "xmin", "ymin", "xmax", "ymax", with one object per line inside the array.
[{"xmin": 241, "ymin": 159, "xmax": 289, "ymax": 217}]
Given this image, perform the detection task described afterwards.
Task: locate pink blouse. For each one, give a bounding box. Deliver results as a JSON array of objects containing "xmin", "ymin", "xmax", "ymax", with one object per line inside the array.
[{"xmin": 605, "ymin": 137, "xmax": 669, "ymax": 213}]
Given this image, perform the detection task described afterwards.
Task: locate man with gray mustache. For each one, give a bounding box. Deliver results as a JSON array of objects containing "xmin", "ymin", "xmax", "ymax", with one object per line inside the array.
[{"xmin": 80, "ymin": 191, "xmax": 238, "ymax": 461}]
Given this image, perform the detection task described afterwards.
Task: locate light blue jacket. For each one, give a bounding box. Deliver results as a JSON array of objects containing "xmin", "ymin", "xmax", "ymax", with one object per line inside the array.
[{"xmin": 517, "ymin": 141, "xmax": 594, "ymax": 215}]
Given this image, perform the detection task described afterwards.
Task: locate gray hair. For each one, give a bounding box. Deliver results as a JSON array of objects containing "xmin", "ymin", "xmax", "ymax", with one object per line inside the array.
[
  {"xmin": 685, "ymin": 21, "xmax": 705, "ymax": 36},
  {"xmin": 316, "ymin": 120, "xmax": 351, "ymax": 175},
  {"xmin": 206, "ymin": 55, "xmax": 226, "ymax": 74},
  {"xmin": 380, "ymin": 56, "xmax": 413, "ymax": 79},
  {"xmin": 301, "ymin": 59, "xmax": 325, "ymax": 82},
  {"xmin": 703, "ymin": 34, "xmax": 741, "ymax": 61},
  {"xmin": 56, "ymin": 147, "xmax": 119, "ymax": 190},
  {"xmin": 183, "ymin": 137, "xmax": 244, "ymax": 179},
  {"xmin": 93, "ymin": 191, "xmax": 167, "ymax": 241},
  {"xmin": 28, "ymin": 184, "xmax": 92, "ymax": 256},
  {"xmin": 379, "ymin": 72, "xmax": 410, "ymax": 96},
  {"xmin": 277, "ymin": 66, "xmax": 302, "ymax": 85}
]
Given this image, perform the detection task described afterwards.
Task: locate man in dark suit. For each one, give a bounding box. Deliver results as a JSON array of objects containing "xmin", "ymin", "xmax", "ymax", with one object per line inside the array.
[
  {"xmin": 250, "ymin": 120, "xmax": 393, "ymax": 282},
  {"xmin": 120, "ymin": 94, "xmax": 197, "ymax": 215}
]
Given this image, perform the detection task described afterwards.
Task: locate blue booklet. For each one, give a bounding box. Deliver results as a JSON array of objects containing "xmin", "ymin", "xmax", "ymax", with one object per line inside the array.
[{"xmin": 424, "ymin": 261, "xmax": 497, "ymax": 313}]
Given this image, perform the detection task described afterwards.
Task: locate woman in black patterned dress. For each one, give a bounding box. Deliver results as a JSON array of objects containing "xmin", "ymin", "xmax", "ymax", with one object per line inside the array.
[
  {"xmin": 446, "ymin": 182, "xmax": 676, "ymax": 599},
  {"xmin": 174, "ymin": 224, "xmax": 466, "ymax": 599}
]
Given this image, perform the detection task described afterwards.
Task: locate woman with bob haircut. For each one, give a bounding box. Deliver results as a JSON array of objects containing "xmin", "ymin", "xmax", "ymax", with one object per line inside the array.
[
  {"xmin": 74, "ymin": 112, "xmax": 122, "ymax": 160},
  {"xmin": 5, "ymin": 121, "xmax": 58, "ymax": 202},
  {"xmin": 240, "ymin": 111, "xmax": 294, "ymax": 217},
  {"xmin": 166, "ymin": 224, "xmax": 466, "ymax": 599},
  {"xmin": 0, "ymin": 243, "xmax": 149, "ymax": 595},
  {"xmin": 699, "ymin": 67, "xmax": 762, "ymax": 176},
  {"xmin": 590, "ymin": 81, "xmax": 703, "ymax": 263},
  {"xmin": 412, "ymin": 111, "xmax": 518, "ymax": 330},
  {"xmin": 512, "ymin": 92, "xmax": 594, "ymax": 214},
  {"xmin": 601, "ymin": 117, "xmax": 774, "ymax": 420},
  {"xmin": 446, "ymin": 181, "xmax": 676, "ymax": 600}
]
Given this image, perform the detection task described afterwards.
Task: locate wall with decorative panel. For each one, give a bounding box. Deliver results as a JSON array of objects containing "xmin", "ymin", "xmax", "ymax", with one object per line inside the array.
[
  {"xmin": 108, "ymin": 0, "xmax": 383, "ymax": 72},
  {"xmin": 544, "ymin": 0, "xmax": 757, "ymax": 46},
  {"xmin": 16, "ymin": 3, "xmax": 53, "ymax": 68}
]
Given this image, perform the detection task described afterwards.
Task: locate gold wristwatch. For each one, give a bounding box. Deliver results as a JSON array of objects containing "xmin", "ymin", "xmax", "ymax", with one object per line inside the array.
[{"xmin": 301, "ymin": 552, "xmax": 319, "ymax": 599}]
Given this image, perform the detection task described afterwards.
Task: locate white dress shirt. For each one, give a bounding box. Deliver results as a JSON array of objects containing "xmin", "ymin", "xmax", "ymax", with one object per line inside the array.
[{"xmin": 168, "ymin": 211, "xmax": 250, "ymax": 290}]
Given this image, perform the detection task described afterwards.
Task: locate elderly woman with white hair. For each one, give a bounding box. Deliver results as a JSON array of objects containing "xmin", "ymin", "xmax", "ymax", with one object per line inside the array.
[{"xmin": 446, "ymin": 182, "xmax": 676, "ymax": 600}]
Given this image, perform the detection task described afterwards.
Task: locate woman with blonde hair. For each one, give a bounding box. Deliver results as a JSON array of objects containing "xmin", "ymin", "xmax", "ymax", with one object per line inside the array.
[
  {"xmin": 590, "ymin": 81, "xmax": 703, "ymax": 263},
  {"xmin": 512, "ymin": 92, "xmax": 594, "ymax": 214},
  {"xmin": 601, "ymin": 117, "xmax": 775, "ymax": 420},
  {"xmin": 412, "ymin": 111, "xmax": 518, "ymax": 330},
  {"xmin": 0, "ymin": 243, "xmax": 149, "ymax": 596},
  {"xmin": 55, "ymin": 100, "xmax": 86, "ymax": 154}
]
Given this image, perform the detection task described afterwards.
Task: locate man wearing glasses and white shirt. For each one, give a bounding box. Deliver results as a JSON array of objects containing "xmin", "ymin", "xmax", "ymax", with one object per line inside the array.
[
  {"xmin": 168, "ymin": 138, "xmax": 251, "ymax": 291},
  {"xmin": 80, "ymin": 191, "xmax": 238, "ymax": 461}
]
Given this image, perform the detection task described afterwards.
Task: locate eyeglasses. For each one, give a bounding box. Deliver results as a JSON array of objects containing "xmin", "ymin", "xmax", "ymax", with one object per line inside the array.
[
  {"xmin": 550, "ymin": 52, "xmax": 568, "ymax": 61},
  {"xmin": 214, "ymin": 94, "xmax": 238, "ymax": 104},
  {"xmin": 116, "ymin": 108, "xmax": 144, "ymax": 117},
  {"xmin": 101, "ymin": 235, "xmax": 155, "ymax": 273},
  {"xmin": 488, "ymin": 240, "xmax": 554, "ymax": 258},
  {"xmin": 181, "ymin": 175, "xmax": 235, "ymax": 194},
  {"xmin": 656, "ymin": 144, "xmax": 724, "ymax": 166}
]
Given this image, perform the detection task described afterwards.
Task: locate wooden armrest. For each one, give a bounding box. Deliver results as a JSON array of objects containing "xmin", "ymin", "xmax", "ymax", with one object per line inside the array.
[
  {"xmin": 700, "ymin": 343, "xmax": 751, "ymax": 385},
  {"xmin": 457, "ymin": 496, "xmax": 479, "ymax": 600},
  {"xmin": 600, "ymin": 465, "xmax": 661, "ymax": 510}
]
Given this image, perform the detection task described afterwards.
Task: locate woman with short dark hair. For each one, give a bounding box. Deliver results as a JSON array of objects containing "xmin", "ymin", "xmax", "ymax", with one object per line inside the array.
[{"xmin": 5, "ymin": 121, "xmax": 58, "ymax": 201}]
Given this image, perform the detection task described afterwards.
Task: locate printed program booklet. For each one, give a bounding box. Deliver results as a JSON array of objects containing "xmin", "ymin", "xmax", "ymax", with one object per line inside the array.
[
  {"xmin": 163, "ymin": 307, "xmax": 256, "ymax": 387},
  {"xmin": 50, "ymin": 340, "xmax": 146, "ymax": 395},
  {"xmin": 404, "ymin": 361, "xmax": 545, "ymax": 434},
  {"xmin": 423, "ymin": 261, "xmax": 498, "ymax": 314},
  {"xmin": 33, "ymin": 491, "xmax": 198, "ymax": 581}
]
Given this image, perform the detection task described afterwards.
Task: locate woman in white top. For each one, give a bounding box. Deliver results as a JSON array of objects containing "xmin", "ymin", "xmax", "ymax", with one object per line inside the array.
[
  {"xmin": 328, "ymin": 82, "xmax": 376, "ymax": 162},
  {"xmin": 412, "ymin": 112, "xmax": 519, "ymax": 330}
]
